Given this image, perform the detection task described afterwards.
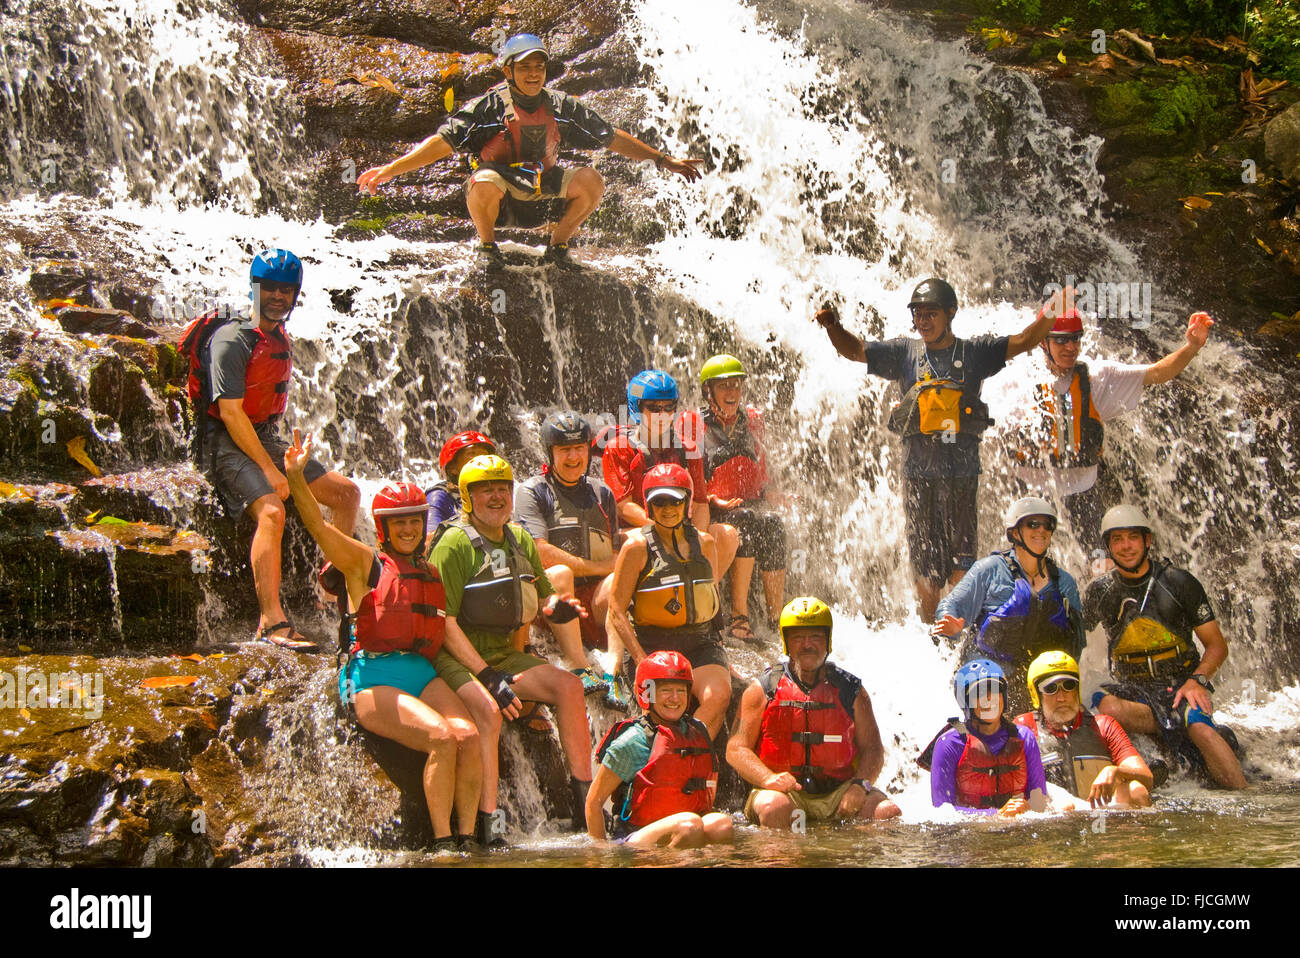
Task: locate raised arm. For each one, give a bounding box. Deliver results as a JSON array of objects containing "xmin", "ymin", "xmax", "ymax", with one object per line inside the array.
[
  {"xmin": 1143, "ymin": 312, "xmax": 1212, "ymax": 385},
  {"xmin": 812, "ymin": 304, "xmax": 867, "ymax": 363},
  {"xmin": 284, "ymin": 430, "xmax": 372, "ymax": 592},
  {"xmin": 357, "ymin": 134, "xmax": 455, "ymax": 194}
]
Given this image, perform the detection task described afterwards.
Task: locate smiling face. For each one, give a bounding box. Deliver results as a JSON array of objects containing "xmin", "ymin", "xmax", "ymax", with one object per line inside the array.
[
  {"xmin": 255, "ymin": 280, "xmax": 299, "ymax": 325},
  {"xmin": 970, "ymin": 683, "xmax": 1004, "ymax": 725},
  {"xmin": 551, "ymin": 441, "xmax": 589, "ymax": 485},
  {"xmin": 1014, "ymin": 516, "xmax": 1055, "ymax": 555},
  {"xmin": 640, "ymin": 399, "xmax": 678, "ymax": 446},
  {"xmin": 646, "ymin": 492, "xmax": 687, "ymax": 529},
  {"xmin": 1106, "ymin": 528, "xmax": 1152, "ymax": 572},
  {"xmin": 468, "ymin": 479, "xmax": 513, "ymax": 527},
  {"xmin": 909, "ymin": 305, "xmax": 954, "ymax": 346},
  {"xmin": 505, "ymin": 51, "xmax": 547, "ymax": 96},
  {"xmin": 648, "ymin": 678, "xmax": 690, "ymax": 722},
  {"xmin": 707, "ymin": 377, "xmax": 744, "ymax": 420},
  {"xmin": 384, "ymin": 514, "xmax": 427, "ymax": 557},
  {"xmin": 1044, "ymin": 333, "xmax": 1083, "ymax": 372}
]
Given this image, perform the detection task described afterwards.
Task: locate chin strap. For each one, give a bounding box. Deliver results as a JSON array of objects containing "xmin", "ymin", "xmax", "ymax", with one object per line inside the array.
[{"xmin": 1010, "ymin": 529, "xmax": 1049, "ymax": 578}]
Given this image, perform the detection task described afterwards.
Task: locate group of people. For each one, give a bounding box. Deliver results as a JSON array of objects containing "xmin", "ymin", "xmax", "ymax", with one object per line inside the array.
[{"xmin": 175, "ymin": 28, "xmax": 1251, "ymax": 848}]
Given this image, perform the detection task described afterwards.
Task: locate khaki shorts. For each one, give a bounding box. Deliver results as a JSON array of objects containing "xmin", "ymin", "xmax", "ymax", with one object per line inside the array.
[
  {"xmin": 434, "ymin": 642, "xmax": 549, "ymax": 693},
  {"xmin": 468, "ymin": 165, "xmax": 576, "ymax": 202},
  {"xmin": 743, "ymin": 777, "xmax": 866, "ymax": 824}
]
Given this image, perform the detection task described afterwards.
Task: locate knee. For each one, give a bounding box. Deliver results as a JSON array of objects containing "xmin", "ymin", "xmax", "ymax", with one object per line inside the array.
[
  {"xmin": 560, "ymin": 669, "xmax": 585, "ymax": 703},
  {"xmin": 471, "ymin": 700, "xmax": 502, "ymax": 736},
  {"xmin": 338, "ymin": 479, "xmax": 361, "ymax": 512},
  {"xmin": 1129, "ymin": 783, "xmax": 1151, "ymax": 807},
  {"xmin": 873, "ymin": 798, "xmax": 902, "ymax": 820},
  {"xmin": 707, "ymin": 816, "xmax": 734, "ymax": 842},
  {"xmin": 468, "ymin": 182, "xmax": 504, "ymax": 207},
  {"xmin": 754, "ymin": 794, "xmax": 791, "ymax": 827},
  {"xmin": 549, "ymin": 565, "xmax": 575, "ymax": 593},
  {"xmin": 675, "ymin": 817, "xmax": 704, "ymax": 842},
  {"xmin": 423, "ymin": 720, "xmax": 455, "ymax": 754},
  {"xmin": 449, "ymin": 717, "xmax": 479, "ymax": 748},
  {"xmin": 1095, "ymin": 694, "xmax": 1121, "ymax": 719},
  {"xmin": 258, "ymin": 501, "xmax": 286, "ymax": 530},
  {"xmin": 574, "ymin": 167, "xmax": 604, "ymax": 198}
]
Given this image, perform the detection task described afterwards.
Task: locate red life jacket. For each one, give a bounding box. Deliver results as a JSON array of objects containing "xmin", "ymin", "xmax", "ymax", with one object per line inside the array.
[
  {"xmin": 601, "ymin": 425, "xmax": 705, "ymax": 507},
  {"xmin": 478, "ymin": 83, "xmax": 562, "ymax": 171},
  {"xmin": 181, "ymin": 309, "xmax": 292, "ymax": 425},
  {"xmin": 680, "ymin": 407, "xmax": 768, "ymax": 501},
  {"xmin": 596, "ymin": 716, "xmax": 717, "ymax": 829},
  {"xmin": 342, "ymin": 551, "xmax": 447, "ymax": 663},
  {"xmin": 757, "ymin": 664, "xmax": 859, "ymax": 792},
  {"xmin": 954, "ymin": 724, "xmax": 1028, "ymax": 809}
]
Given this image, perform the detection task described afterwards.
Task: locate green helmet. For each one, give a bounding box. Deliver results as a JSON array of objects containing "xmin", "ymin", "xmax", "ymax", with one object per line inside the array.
[{"xmin": 700, "ymin": 354, "xmax": 746, "ymax": 386}]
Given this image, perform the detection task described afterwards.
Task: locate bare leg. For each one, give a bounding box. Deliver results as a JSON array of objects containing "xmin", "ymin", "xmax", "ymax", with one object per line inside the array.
[
  {"xmin": 550, "ymin": 167, "xmax": 604, "ymax": 245},
  {"xmin": 729, "ymin": 555, "xmax": 756, "ymax": 621},
  {"xmin": 511, "ymin": 666, "xmax": 592, "ymax": 780},
  {"xmin": 542, "ymin": 564, "xmax": 591, "ymax": 670},
  {"xmin": 421, "ymin": 679, "xmax": 482, "ymax": 834},
  {"xmin": 455, "ymin": 682, "xmax": 503, "ymax": 812},
  {"xmin": 467, "ymin": 181, "xmax": 505, "ymax": 243},
  {"xmin": 246, "ymin": 493, "xmax": 288, "ymax": 630},
  {"xmin": 691, "ymin": 664, "xmax": 733, "ymax": 740},
  {"xmin": 1188, "ymin": 722, "xmax": 1247, "ymax": 789},
  {"xmin": 750, "ymin": 790, "xmax": 796, "ymax": 829},
  {"xmin": 353, "ymin": 683, "xmax": 462, "ymax": 837},
  {"xmin": 709, "ymin": 522, "xmax": 740, "ymax": 579},
  {"xmin": 308, "ymin": 471, "xmax": 360, "ymax": 536},
  {"xmin": 627, "ymin": 812, "xmax": 707, "ymax": 849},
  {"xmin": 761, "ymin": 568, "xmax": 786, "ymax": 626},
  {"xmin": 1096, "ymin": 695, "xmax": 1159, "ymax": 734},
  {"xmin": 916, "ymin": 576, "xmax": 942, "ymax": 625}
]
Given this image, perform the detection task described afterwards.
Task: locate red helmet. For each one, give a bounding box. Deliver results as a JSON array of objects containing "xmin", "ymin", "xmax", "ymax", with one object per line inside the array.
[
  {"xmin": 635, "ymin": 650, "xmax": 694, "ymax": 710},
  {"xmin": 371, "ymin": 482, "xmax": 430, "ymax": 547},
  {"xmin": 439, "ymin": 431, "xmax": 496, "ymax": 473},
  {"xmin": 1048, "ymin": 308, "xmax": 1084, "ymax": 336},
  {"xmin": 641, "ymin": 462, "xmax": 692, "ymax": 506}
]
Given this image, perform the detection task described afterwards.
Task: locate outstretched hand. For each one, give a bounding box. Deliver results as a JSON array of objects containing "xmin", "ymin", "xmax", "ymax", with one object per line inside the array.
[
  {"xmin": 284, "ymin": 428, "xmax": 313, "ymax": 477},
  {"xmin": 1187, "ymin": 311, "xmax": 1214, "ymax": 349},
  {"xmin": 661, "ymin": 156, "xmax": 705, "ymax": 182},
  {"xmin": 814, "ymin": 304, "xmax": 841, "ymax": 328},
  {"xmin": 357, "ymin": 165, "xmax": 394, "ymax": 196},
  {"xmin": 931, "ymin": 614, "xmax": 965, "ymax": 638}
]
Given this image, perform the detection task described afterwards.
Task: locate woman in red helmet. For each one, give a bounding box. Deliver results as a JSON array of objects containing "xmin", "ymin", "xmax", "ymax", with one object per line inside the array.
[
  {"xmin": 428, "ymin": 431, "xmax": 497, "ymax": 527},
  {"xmin": 606, "ymin": 464, "xmax": 731, "ymax": 740},
  {"xmin": 586, "ymin": 651, "xmax": 732, "ymax": 847},
  {"xmin": 284, "ymin": 429, "xmax": 481, "ymax": 850}
]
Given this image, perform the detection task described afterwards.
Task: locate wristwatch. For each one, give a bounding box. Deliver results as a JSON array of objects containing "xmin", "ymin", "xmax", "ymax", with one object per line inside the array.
[
  {"xmin": 853, "ymin": 778, "xmax": 874, "ymax": 793},
  {"xmin": 1190, "ymin": 673, "xmax": 1215, "ymax": 693}
]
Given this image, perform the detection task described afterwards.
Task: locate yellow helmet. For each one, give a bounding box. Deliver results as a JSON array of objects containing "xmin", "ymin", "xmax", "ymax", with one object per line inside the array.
[
  {"xmin": 1027, "ymin": 650, "xmax": 1079, "ymax": 709},
  {"xmin": 458, "ymin": 454, "xmax": 514, "ymax": 515},
  {"xmin": 779, "ymin": 596, "xmax": 833, "ymax": 654}
]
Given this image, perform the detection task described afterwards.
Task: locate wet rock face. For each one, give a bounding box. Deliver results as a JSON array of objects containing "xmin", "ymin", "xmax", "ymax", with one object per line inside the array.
[{"xmin": 1265, "ymin": 102, "xmax": 1300, "ymax": 182}]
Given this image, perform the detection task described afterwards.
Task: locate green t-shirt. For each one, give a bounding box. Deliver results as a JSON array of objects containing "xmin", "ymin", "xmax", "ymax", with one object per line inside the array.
[
  {"xmin": 429, "ymin": 521, "xmax": 555, "ymax": 651},
  {"xmin": 601, "ymin": 722, "xmax": 656, "ymax": 783}
]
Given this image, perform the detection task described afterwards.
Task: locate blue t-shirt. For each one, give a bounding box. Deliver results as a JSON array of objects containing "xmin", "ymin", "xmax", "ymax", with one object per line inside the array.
[
  {"xmin": 929, "ymin": 722, "xmax": 1046, "ymax": 813},
  {"xmin": 601, "ymin": 722, "xmax": 656, "ymax": 783}
]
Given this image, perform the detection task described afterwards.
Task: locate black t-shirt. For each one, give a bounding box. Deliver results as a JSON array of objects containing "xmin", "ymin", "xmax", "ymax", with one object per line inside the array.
[
  {"xmin": 436, "ymin": 86, "xmax": 615, "ymax": 159},
  {"xmin": 864, "ymin": 334, "xmax": 1009, "ymax": 478},
  {"xmin": 1083, "ymin": 559, "xmax": 1215, "ymax": 654}
]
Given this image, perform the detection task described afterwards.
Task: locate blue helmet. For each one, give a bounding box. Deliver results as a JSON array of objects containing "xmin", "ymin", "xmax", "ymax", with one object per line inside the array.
[
  {"xmin": 250, "ymin": 249, "xmax": 303, "ymax": 288},
  {"xmin": 626, "ymin": 369, "xmax": 678, "ymax": 424},
  {"xmin": 952, "ymin": 659, "xmax": 1007, "ymax": 720},
  {"xmin": 501, "ymin": 33, "xmax": 548, "ymax": 67}
]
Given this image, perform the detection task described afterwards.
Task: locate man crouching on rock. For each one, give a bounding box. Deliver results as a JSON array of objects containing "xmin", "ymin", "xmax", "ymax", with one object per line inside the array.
[{"xmin": 357, "ymin": 33, "xmax": 702, "ymax": 273}]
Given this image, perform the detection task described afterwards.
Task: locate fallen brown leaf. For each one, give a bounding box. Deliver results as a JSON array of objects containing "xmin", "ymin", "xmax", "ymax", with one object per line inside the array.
[
  {"xmin": 1181, "ymin": 196, "xmax": 1213, "ymax": 210},
  {"xmin": 140, "ymin": 676, "xmax": 199, "ymax": 689}
]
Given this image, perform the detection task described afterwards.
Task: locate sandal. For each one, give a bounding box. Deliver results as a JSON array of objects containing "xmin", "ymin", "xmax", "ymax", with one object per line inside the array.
[
  {"xmin": 514, "ymin": 700, "xmax": 554, "ymax": 734},
  {"xmin": 254, "ymin": 620, "xmax": 319, "ymax": 652},
  {"xmin": 724, "ymin": 613, "xmax": 756, "ymax": 642}
]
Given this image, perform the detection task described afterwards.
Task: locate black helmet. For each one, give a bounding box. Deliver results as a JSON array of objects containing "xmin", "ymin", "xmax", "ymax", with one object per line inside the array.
[
  {"xmin": 908, "ymin": 278, "xmax": 958, "ymax": 311},
  {"xmin": 541, "ymin": 411, "xmax": 592, "ymax": 464}
]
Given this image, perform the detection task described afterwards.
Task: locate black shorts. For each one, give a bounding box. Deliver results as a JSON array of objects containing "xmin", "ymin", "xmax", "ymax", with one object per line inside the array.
[
  {"xmin": 903, "ymin": 475, "xmax": 978, "ymax": 582},
  {"xmin": 634, "ymin": 625, "xmax": 729, "ymax": 671},
  {"xmin": 1100, "ymin": 679, "xmax": 1218, "ymax": 769},
  {"xmin": 205, "ymin": 422, "xmax": 326, "ymax": 517},
  {"xmin": 725, "ymin": 507, "xmax": 788, "ymax": 571}
]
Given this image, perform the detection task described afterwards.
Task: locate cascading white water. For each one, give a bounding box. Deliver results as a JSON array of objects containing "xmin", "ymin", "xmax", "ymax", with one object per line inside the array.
[{"xmin": 0, "ymin": 0, "xmax": 304, "ymax": 208}]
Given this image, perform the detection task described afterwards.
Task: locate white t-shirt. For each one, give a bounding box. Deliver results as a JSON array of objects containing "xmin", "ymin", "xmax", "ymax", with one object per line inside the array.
[{"xmin": 1015, "ymin": 358, "xmax": 1148, "ymax": 496}]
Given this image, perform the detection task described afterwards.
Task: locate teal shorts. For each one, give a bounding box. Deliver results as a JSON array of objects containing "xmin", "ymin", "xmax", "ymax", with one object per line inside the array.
[{"xmin": 339, "ymin": 650, "xmax": 439, "ymax": 703}]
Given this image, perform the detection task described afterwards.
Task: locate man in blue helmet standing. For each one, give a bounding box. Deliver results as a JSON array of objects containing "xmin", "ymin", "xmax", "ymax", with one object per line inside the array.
[
  {"xmin": 814, "ymin": 280, "xmax": 1057, "ymax": 623},
  {"xmin": 917, "ymin": 659, "xmax": 1048, "ymax": 815},
  {"xmin": 601, "ymin": 370, "xmax": 740, "ymax": 580},
  {"xmin": 357, "ymin": 33, "xmax": 703, "ymax": 272},
  {"xmin": 188, "ymin": 250, "xmax": 360, "ymax": 649}
]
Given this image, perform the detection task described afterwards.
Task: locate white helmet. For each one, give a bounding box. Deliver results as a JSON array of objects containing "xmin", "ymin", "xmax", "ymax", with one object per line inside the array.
[{"xmin": 1004, "ymin": 497, "xmax": 1057, "ymax": 532}]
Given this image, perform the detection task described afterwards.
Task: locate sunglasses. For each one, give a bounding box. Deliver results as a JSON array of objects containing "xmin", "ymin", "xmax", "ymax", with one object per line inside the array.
[
  {"xmin": 1023, "ymin": 518, "xmax": 1057, "ymax": 531},
  {"xmin": 1038, "ymin": 678, "xmax": 1079, "ymax": 695},
  {"xmin": 641, "ymin": 402, "xmax": 677, "ymax": 413},
  {"xmin": 1048, "ymin": 333, "xmax": 1083, "ymax": 344}
]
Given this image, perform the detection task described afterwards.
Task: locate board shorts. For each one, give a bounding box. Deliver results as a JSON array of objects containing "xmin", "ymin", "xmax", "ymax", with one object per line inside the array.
[
  {"xmin": 434, "ymin": 641, "xmax": 549, "ymax": 693},
  {"xmin": 466, "ymin": 165, "xmax": 576, "ymax": 229},
  {"xmin": 634, "ymin": 624, "xmax": 729, "ymax": 671},
  {"xmin": 725, "ymin": 507, "xmax": 788, "ymax": 571},
  {"xmin": 206, "ymin": 422, "xmax": 327, "ymax": 516},
  {"xmin": 903, "ymin": 474, "xmax": 978, "ymax": 582},
  {"xmin": 743, "ymin": 777, "xmax": 877, "ymax": 824},
  {"xmin": 339, "ymin": 649, "xmax": 439, "ymax": 702},
  {"xmin": 1100, "ymin": 679, "xmax": 1222, "ymax": 772}
]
